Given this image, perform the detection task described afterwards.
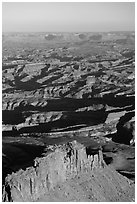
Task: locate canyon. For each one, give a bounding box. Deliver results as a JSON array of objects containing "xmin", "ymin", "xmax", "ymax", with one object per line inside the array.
[{"xmin": 2, "ymin": 32, "xmax": 135, "ymax": 201}]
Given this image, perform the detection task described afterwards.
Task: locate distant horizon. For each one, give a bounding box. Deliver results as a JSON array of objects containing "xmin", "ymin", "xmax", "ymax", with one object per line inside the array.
[
  {"xmin": 2, "ymin": 30, "xmax": 135, "ymax": 34},
  {"xmin": 3, "ymin": 2, "xmax": 135, "ymax": 33}
]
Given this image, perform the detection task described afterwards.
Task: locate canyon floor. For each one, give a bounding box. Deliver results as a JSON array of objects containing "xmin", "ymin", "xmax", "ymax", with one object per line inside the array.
[{"xmin": 2, "ymin": 32, "xmax": 135, "ymax": 201}]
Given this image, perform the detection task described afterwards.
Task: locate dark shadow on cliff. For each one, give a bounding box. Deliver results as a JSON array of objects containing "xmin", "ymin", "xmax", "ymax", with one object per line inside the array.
[
  {"xmin": 3, "ymin": 109, "xmax": 108, "ymax": 136},
  {"xmin": 112, "ymin": 111, "xmax": 135, "ymax": 145},
  {"xmin": 2, "ymin": 143, "xmax": 45, "ymax": 184}
]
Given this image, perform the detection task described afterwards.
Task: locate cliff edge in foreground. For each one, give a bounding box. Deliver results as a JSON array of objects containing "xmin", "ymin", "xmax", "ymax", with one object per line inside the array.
[{"xmin": 3, "ymin": 141, "xmax": 134, "ymax": 202}]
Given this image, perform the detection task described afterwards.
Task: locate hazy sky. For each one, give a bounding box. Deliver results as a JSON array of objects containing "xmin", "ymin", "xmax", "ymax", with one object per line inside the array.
[{"xmin": 2, "ymin": 2, "xmax": 135, "ymax": 32}]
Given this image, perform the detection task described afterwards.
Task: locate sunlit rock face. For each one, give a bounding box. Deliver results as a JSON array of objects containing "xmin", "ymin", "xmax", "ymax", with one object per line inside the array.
[{"xmin": 2, "ymin": 141, "xmax": 134, "ymax": 202}]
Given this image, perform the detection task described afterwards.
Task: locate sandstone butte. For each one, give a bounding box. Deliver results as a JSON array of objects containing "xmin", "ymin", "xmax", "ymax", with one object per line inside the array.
[{"xmin": 3, "ymin": 140, "xmax": 135, "ymax": 202}]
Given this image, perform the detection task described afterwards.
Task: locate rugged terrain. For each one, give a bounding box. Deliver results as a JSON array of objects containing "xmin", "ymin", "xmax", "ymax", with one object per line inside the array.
[
  {"xmin": 2, "ymin": 32, "xmax": 135, "ymax": 201},
  {"xmin": 3, "ymin": 141, "xmax": 135, "ymax": 202}
]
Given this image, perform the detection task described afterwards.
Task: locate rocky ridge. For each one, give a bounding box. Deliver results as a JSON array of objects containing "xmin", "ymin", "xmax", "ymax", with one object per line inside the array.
[{"xmin": 3, "ymin": 141, "xmax": 134, "ymax": 202}]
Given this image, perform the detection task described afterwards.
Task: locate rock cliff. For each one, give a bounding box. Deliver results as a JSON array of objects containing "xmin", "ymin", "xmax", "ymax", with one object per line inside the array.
[{"xmin": 3, "ymin": 141, "xmax": 134, "ymax": 202}]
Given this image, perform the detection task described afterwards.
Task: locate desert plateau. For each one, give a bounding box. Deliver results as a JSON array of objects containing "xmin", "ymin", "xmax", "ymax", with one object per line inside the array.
[{"xmin": 2, "ymin": 31, "xmax": 135, "ymax": 201}]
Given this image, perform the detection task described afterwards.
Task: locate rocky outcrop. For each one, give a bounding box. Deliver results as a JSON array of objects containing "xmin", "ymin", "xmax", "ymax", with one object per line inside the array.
[
  {"xmin": 2, "ymin": 141, "xmax": 103, "ymax": 201},
  {"xmin": 2, "ymin": 141, "xmax": 134, "ymax": 202},
  {"xmin": 113, "ymin": 111, "xmax": 135, "ymax": 145}
]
